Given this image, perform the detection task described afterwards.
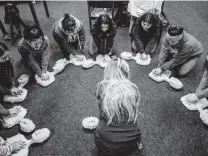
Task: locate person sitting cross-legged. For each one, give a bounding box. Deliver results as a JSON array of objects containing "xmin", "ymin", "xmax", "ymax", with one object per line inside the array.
[{"xmin": 95, "ymin": 58, "xmax": 143, "ymax": 156}]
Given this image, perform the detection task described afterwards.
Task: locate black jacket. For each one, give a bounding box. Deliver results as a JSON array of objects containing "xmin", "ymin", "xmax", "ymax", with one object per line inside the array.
[
  {"xmin": 0, "ymin": 61, "xmax": 15, "ymax": 95},
  {"xmin": 131, "ymin": 16, "xmax": 161, "ymax": 54},
  {"xmin": 91, "ymin": 20, "xmax": 117, "ymax": 54}
]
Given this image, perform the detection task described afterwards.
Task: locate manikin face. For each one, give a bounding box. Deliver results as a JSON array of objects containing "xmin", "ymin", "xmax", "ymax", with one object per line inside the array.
[
  {"xmin": 101, "ymin": 24, "xmax": 109, "ymax": 32},
  {"xmin": 141, "ymin": 21, "xmax": 152, "ymax": 31},
  {"xmin": 29, "ymin": 37, "xmax": 43, "ymax": 50},
  {"xmin": 32, "ymin": 128, "xmax": 50, "ymax": 143},
  {"xmin": 167, "ymin": 34, "xmax": 183, "ymax": 45},
  {"xmin": 0, "ymin": 51, "xmax": 10, "ymax": 63}
]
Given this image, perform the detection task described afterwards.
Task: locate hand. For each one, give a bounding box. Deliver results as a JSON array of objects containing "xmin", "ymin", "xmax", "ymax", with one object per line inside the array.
[
  {"xmin": 185, "ymin": 94, "xmax": 199, "ymax": 104},
  {"xmin": 76, "ymin": 55, "xmax": 85, "ymax": 62},
  {"xmin": 11, "ymin": 140, "xmax": 27, "ymax": 153},
  {"xmin": 40, "ymin": 72, "xmax": 50, "ymax": 81},
  {"xmin": 9, "ymin": 106, "xmax": 21, "ymax": 117},
  {"xmin": 10, "ymin": 87, "xmax": 23, "ymax": 96},
  {"xmin": 141, "ymin": 53, "xmax": 148, "ymax": 60},
  {"xmin": 152, "ymin": 68, "xmax": 162, "ymax": 76}
]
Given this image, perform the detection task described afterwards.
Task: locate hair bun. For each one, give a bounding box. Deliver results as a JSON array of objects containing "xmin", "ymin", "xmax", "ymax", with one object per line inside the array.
[{"xmin": 64, "ymin": 13, "xmax": 70, "ymax": 19}]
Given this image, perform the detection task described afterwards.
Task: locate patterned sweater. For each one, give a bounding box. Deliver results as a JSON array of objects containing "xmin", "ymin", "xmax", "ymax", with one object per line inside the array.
[
  {"xmin": 52, "ymin": 15, "xmax": 86, "ymax": 50},
  {"xmin": 18, "ymin": 35, "xmax": 49, "ymax": 77},
  {"xmin": 158, "ymin": 31, "xmax": 203, "ymax": 71}
]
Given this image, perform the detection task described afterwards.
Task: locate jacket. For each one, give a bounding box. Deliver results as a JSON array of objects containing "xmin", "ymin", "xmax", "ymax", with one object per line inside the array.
[
  {"xmin": 158, "ymin": 31, "xmax": 203, "ymax": 71},
  {"xmin": 18, "ymin": 35, "xmax": 49, "ymax": 77},
  {"xmin": 91, "ymin": 19, "xmax": 117, "ymax": 54},
  {"xmin": 131, "ymin": 16, "xmax": 161, "ymax": 54},
  {"xmin": 52, "ymin": 15, "xmax": 86, "ymax": 50},
  {"xmin": 0, "ymin": 61, "xmax": 14, "ymax": 95}
]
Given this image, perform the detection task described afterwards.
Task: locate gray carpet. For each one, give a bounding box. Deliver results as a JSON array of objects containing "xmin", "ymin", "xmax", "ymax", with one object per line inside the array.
[{"xmin": 0, "ymin": 1, "xmax": 208, "ymax": 156}]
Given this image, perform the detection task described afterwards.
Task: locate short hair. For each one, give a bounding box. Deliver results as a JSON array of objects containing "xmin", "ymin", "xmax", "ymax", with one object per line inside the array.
[
  {"xmin": 0, "ymin": 42, "xmax": 9, "ymax": 57},
  {"xmin": 168, "ymin": 24, "xmax": 184, "ymax": 36},
  {"xmin": 62, "ymin": 13, "xmax": 76, "ymax": 31},
  {"xmin": 24, "ymin": 24, "xmax": 44, "ymax": 40}
]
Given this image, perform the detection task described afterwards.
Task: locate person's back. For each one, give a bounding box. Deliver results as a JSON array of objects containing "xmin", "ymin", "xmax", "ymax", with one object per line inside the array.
[{"xmin": 94, "ymin": 59, "xmax": 142, "ymax": 156}]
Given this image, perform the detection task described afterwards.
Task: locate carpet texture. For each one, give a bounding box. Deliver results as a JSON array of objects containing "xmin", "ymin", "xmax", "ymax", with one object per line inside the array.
[{"xmin": 0, "ymin": 1, "xmax": 208, "ymax": 156}]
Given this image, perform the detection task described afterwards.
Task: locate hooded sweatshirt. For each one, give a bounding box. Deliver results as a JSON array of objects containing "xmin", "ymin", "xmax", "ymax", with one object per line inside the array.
[
  {"xmin": 52, "ymin": 15, "xmax": 85, "ymax": 50},
  {"xmin": 18, "ymin": 35, "xmax": 49, "ymax": 77},
  {"xmin": 158, "ymin": 31, "xmax": 203, "ymax": 71}
]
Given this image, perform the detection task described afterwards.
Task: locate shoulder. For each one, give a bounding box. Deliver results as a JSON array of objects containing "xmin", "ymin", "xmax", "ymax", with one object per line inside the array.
[{"xmin": 183, "ymin": 31, "xmax": 201, "ymax": 47}]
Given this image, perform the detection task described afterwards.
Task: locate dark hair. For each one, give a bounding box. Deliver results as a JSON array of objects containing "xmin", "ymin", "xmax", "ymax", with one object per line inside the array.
[
  {"xmin": 0, "ymin": 42, "xmax": 9, "ymax": 57},
  {"xmin": 24, "ymin": 24, "xmax": 44, "ymax": 41},
  {"xmin": 95, "ymin": 14, "xmax": 113, "ymax": 33},
  {"xmin": 62, "ymin": 13, "xmax": 76, "ymax": 31},
  {"xmin": 139, "ymin": 13, "xmax": 157, "ymax": 32},
  {"xmin": 168, "ymin": 24, "xmax": 184, "ymax": 36}
]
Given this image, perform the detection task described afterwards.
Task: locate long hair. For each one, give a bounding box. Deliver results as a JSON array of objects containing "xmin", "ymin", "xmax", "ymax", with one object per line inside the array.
[
  {"xmin": 96, "ymin": 58, "xmax": 141, "ymax": 125},
  {"xmin": 139, "ymin": 13, "xmax": 157, "ymax": 33},
  {"xmin": 95, "ymin": 14, "xmax": 113, "ymax": 34}
]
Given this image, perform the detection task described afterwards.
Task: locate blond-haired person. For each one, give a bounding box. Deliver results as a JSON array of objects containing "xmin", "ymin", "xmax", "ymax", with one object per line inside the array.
[{"xmin": 95, "ymin": 58, "xmax": 142, "ymax": 156}]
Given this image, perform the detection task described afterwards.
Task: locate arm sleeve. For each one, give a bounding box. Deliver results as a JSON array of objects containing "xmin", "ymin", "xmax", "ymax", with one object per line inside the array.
[
  {"xmin": 41, "ymin": 36, "xmax": 49, "ymax": 73},
  {"xmin": 18, "ymin": 45, "xmax": 42, "ymax": 76},
  {"xmin": 78, "ymin": 23, "xmax": 86, "ymax": 49},
  {"xmin": 196, "ymin": 69, "xmax": 208, "ymax": 99},
  {"xmin": 106, "ymin": 22, "xmax": 117, "ymax": 52},
  {"xmin": 91, "ymin": 20, "xmax": 100, "ymax": 48},
  {"xmin": 131, "ymin": 24, "xmax": 145, "ymax": 53},
  {"xmin": 0, "ymin": 104, "xmax": 10, "ymax": 116},
  {"xmin": 158, "ymin": 36, "xmax": 170, "ymax": 68},
  {"xmin": 160, "ymin": 44, "xmax": 192, "ymax": 71},
  {"xmin": 0, "ymin": 137, "xmax": 13, "ymax": 156},
  {"xmin": 145, "ymin": 23, "xmax": 161, "ymax": 54},
  {"xmin": 0, "ymin": 85, "xmax": 11, "ymax": 95}
]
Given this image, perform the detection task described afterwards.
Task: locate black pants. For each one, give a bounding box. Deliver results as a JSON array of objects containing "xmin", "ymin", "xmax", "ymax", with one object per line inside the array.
[{"xmin": 94, "ymin": 131, "xmax": 141, "ymax": 156}]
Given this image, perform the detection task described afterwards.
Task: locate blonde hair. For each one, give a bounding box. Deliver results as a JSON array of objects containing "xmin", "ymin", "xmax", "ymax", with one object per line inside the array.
[{"xmin": 96, "ymin": 58, "xmax": 141, "ymax": 125}]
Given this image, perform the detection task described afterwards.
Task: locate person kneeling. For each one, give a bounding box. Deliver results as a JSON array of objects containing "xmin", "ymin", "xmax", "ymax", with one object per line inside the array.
[
  {"xmin": 52, "ymin": 13, "xmax": 86, "ymax": 61},
  {"xmin": 131, "ymin": 13, "xmax": 161, "ymax": 60},
  {"xmin": 153, "ymin": 24, "xmax": 203, "ymax": 77},
  {"xmin": 18, "ymin": 24, "xmax": 50, "ymax": 81},
  {"xmin": 89, "ymin": 14, "xmax": 117, "ymax": 60}
]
